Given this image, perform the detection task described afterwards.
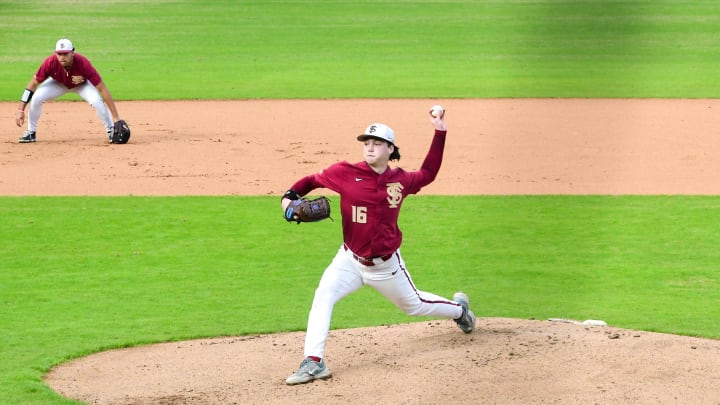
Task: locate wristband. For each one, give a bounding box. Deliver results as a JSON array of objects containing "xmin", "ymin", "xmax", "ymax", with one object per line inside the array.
[
  {"xmin": 282, "ymin": 189, "xmax": 300, "ymax": 201},
  {"xmin": 21, "ymin": 88, "xmax": 34, "ymax": 104}
]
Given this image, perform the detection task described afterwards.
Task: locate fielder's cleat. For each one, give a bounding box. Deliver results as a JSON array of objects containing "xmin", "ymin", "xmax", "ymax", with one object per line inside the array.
[
  {"xmin": 18, "ymin": 130, "xmax": 36, "ymax": 143},
  {"xmin": 286, "ymin": 357, "xmax": 331, "ymax": 385},
  {"xmin": 453, "ymin": 292, "xmax": 476, "ymax": 333},
  {"xmin": 107, "ymin": 129, "xmax": 114, "ymax": 143}
]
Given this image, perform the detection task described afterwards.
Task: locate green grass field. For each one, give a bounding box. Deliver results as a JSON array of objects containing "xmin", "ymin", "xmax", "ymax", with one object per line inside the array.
[
  {"xmin": 3, "ymin": 196, "xmax": 720, "ymax": 403},
  {"xmin": 2, "ymin": 0, "xmax": 720, "ymax": 403},
  {"xmin": 1, "ymin": 0, "xmax": 719, "ymax": 99}
]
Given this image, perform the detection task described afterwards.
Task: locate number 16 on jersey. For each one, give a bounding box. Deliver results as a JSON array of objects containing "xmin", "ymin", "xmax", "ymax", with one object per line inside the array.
[{"xmin": 352, "ymin": 206, "xmax": 367, "ymax": 223}]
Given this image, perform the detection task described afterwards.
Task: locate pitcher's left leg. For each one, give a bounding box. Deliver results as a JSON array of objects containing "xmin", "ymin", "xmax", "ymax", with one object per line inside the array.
[{"xmin": 304, "ymin": 248, "xmax": 363, "ymax": 359}]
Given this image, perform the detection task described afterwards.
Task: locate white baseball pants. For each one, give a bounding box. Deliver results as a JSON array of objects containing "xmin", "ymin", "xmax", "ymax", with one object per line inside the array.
[
  {"xmin": 27, "ymin": 78, "xmax": 113, "ymax": 133},
  {"xmin": 303, "ymin": 245, "xmax": 463, "ymax": 359}
]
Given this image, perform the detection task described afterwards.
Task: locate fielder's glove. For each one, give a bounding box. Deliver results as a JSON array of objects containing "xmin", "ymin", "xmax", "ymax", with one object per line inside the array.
[
  {"xmin": 111, "ymin": 120, "xmax": 131, "ymax": 144},
  {"xmin": 284, "ymin": 196, "xmax": 332, "ymax": 224}
]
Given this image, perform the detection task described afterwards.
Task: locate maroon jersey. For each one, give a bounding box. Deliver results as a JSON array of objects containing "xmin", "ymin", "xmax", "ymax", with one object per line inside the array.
[
  {"xmin": 34, "ymin": 53, "xmax": 103, "ymax": 89},
  {"xmin": 290, "ymin": 129, "xmax": 447, "ymax": 258}
]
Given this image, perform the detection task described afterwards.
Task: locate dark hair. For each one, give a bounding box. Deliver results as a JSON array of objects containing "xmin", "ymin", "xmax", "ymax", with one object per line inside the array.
[{"xmin": 389, "ymin": 144, "xmax": 400, "ymax": 161}]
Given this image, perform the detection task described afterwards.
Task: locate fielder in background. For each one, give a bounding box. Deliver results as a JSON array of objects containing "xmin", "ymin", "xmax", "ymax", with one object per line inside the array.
[
  {"xmin": 14, "ymin": 38, "xmax": 125, "ymax": 144},
  {"xmin": 281, "ymin": 106, "xmax": 476, "ymax": 385}
]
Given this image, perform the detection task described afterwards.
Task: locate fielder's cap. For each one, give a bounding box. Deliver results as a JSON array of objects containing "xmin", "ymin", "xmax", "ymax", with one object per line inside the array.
[
  {"xmin": 55, "ymin": 38, "xmax": 74, "ymax": 53},
  {"xmin": 357, "ymin": 123, "xmax": 395, "ymax": 145}
]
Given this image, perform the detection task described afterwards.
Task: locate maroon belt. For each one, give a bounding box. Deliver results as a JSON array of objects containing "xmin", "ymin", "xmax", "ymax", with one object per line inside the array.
[{"xmin": 344, "ymin": 244, "xmax": 393, "ymax": 266}]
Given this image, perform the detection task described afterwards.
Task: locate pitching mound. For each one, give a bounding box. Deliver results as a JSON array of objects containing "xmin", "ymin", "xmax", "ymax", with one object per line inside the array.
[{"xmin": 45, "ymin": 318, "xmax": 720, "ymax": 404}]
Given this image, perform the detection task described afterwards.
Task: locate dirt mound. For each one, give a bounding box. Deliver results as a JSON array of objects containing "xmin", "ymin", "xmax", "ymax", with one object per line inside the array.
[{"xmin": 45, "ymin": 318, "xmax": 720, "ymax": 404}]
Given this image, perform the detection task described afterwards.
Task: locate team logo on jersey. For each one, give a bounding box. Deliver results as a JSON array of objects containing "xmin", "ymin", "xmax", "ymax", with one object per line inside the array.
[{"xmin": 386, "ymin": 182, "xmax": 403, "ymax": 208}]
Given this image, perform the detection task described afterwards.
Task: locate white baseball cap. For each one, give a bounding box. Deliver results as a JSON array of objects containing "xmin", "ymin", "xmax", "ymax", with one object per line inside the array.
[
  {"xmin": 357, "ymin": 123, "xmax": 395, "ymax": 145},
  {"xmin": 55, "ymin": 38, "xmax": 74, "ymax": 54}
]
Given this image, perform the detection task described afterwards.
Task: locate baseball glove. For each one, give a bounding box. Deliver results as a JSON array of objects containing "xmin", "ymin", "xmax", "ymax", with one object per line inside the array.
[
  {"xmin": 284, "ymin": 196, "xmax": 331, "ymax": 224},
  {"xmin": 111, "ymin": 120, "xmax": 131, "ymax": 144}
]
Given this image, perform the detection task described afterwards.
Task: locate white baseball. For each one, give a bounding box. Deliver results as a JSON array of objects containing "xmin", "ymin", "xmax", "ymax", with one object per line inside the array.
[{"xmin": 430, "ymin": 105, "xmax": 444, "ymax": 118}]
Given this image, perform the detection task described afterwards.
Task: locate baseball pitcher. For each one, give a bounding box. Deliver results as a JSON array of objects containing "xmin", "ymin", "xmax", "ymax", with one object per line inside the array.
[{"xmin": 281, "ymin": 106, "xmax": 476, "ymax": 385}]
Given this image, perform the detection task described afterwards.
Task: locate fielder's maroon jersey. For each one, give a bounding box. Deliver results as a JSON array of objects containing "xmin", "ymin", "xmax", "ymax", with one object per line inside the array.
[
  {"xmin": 290, "ymin": 129, "xmax": 447, "ymax": 258},
  {"xmin": 34, "ymin": 53, "xmax": 103, "ymax": 89}
]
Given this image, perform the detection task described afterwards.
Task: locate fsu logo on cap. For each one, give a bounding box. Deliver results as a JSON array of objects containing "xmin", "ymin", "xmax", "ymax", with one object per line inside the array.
[{"xmin": 56, "ymin": 39, "xmax": 74, "ymax": 53}]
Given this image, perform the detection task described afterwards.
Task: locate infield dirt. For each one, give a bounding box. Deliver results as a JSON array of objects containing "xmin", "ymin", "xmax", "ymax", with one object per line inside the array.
[{"xmin": 3, "ymin": 99, "xmax": 720, "ymax": 404}]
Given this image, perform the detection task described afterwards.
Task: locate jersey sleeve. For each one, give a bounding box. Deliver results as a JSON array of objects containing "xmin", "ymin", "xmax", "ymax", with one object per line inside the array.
[
  {"xmin": 289, "ymin": 162, "xmax": 349, "ymax": 197},
  {"xmin": 76, "ymin": 55, "xmax": 103, "ymax": 86},
  {"xmin": 405, "ymin": 129, "xmax": 447, "ymax": 194},
  {"xmin": 33, "ymin": 56, "xmax": 55, "ymax": 83}
]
